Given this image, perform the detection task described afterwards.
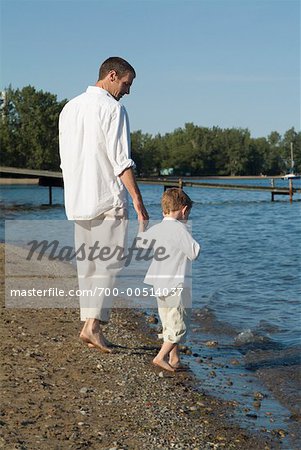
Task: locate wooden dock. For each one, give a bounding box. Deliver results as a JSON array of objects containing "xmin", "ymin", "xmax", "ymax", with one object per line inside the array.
[
  {"xmin": 0, "ymin": 166, "xmax": 63, "ymax": 205},
  {"xmin": 138, "ymin": 177, "xmax": 301, "ymax": 202},
  {"xmin": 1, "ymin": 166, "xmax": 300, "ymax": 204}
]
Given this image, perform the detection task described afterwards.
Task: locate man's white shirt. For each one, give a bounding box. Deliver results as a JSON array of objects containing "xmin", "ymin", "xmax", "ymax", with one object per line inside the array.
[{"xmin": 59, "ymin": 86, "xmax": 135, "ymax": 220}]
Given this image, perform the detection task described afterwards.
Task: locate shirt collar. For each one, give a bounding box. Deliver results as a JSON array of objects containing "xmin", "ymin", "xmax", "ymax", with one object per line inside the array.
[
  {"xmin": 86, "ymin": 86, "xmax": 116, "ymax": 100},
  {"xmin": 163, "ymin": 217, "xmax": 177, "ymax": 221}
]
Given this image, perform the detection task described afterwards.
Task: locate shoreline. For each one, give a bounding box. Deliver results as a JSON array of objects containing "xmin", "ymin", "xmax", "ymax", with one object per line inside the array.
[
  {"xmin": 0, "ymin": 174, "xmax": 293, "ymax": 186},
  {"xmin": 0, "ymin": 243, "xmax": 281, "ymax": 449},
  {"xmin": 0, "ymin": 178, "xmax": 39, "ymax": 185}
]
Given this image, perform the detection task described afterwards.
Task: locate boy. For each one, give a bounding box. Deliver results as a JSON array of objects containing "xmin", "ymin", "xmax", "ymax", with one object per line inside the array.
[{"xmin": 137, "ymin": 188, "xmax": 200, "ymax": 372}]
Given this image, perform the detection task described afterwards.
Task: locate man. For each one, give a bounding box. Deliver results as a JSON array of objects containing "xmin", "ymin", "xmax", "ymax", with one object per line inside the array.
[{"xmin": 59, "ymin": 57, "xmax": 148, "ymax": 353}]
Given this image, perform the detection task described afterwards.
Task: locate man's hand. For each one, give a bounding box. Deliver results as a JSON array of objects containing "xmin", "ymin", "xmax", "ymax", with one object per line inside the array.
[
  {"xmin": 133, "ymin": 198, "xmax": 148, "ymax": 219},
  {"xmin": 133, "ymin": 198, "xmax": 149, "ymax": 231},
  {"xmin": 119, "ymin": 167, "xmax": 149, "ymax": 228}
]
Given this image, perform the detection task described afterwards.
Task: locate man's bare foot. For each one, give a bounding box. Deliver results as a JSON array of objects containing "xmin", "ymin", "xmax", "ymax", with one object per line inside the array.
[
  {"xmin": 153, "ymin": 357, "xmax": 176, "ymax": 372},
  {"xmin": 79, "ymin": 319, "xmax": 112, "ymax": 353},
  {"xmin": 87, "ymin": 335, "xmax": 114, "ymax": 349},
  {"xmin": 80, "ymin": 333, "xmax": 112, "ymax": 353}
]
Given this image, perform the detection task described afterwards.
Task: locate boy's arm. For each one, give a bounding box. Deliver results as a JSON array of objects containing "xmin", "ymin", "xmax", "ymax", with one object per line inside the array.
[{"xmin": 176, "ymin": 224, "xmax": 201, "ymax": 261}]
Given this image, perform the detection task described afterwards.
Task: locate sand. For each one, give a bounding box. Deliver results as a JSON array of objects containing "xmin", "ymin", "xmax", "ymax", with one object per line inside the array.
[{"xmin": 0, "ymin": 244, "xmax": 279, "ymax": 449}]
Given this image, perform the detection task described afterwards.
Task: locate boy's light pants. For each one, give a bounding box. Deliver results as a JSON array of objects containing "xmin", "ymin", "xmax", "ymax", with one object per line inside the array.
[
  {"xmin": 157, "ymin": 285, "xmax": 192, "ymax": 344},
  {"xmin": 74, "ymin": 207, "xmax": 127, "ymax": 323}
]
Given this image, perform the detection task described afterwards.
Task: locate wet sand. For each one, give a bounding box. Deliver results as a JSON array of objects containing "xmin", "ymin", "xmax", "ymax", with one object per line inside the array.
[{"xmin": 0, "ymin": 244, "xmax": 280, "ymax": 449}]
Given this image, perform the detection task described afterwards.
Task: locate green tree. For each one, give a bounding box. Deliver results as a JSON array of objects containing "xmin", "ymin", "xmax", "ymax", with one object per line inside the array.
[
  {"xmin": 282, "ymin": 127, "xmax": 300, "ymax": 174},
  {"xmin": 1, "ymin": 85, "xmax": 298, "ymax": 177},
  {"xmin": 262, "ymin": 131, "xmax": 284, "ymax": 174},
  {"xmin": 0, "ymin": 85, "xmax": 67, "ymax": 170},
  {"xmin": 131, "ymin": 130, "xmax": 161, "ymax": 176}
]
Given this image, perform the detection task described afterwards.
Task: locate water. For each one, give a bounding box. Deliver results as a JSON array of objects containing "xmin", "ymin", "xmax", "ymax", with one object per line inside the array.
[{"xmin": 1, "ymin": 180, "xmax": 301, "ymax": 447}]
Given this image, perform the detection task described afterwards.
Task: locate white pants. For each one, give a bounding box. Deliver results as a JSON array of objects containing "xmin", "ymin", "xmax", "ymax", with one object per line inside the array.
[
  {"xmin": 157, "ymin": 286, "xmax": 191, "ymax": 344},
  {"xmin": 74, "ymin": 207, "xmax": 127, "ymax": 322}
]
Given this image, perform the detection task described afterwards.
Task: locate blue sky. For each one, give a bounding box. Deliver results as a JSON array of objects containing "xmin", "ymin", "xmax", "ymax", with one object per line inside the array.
[{"xmin": 1, "ymin": 0, "xmax": 300, "ymax": 138}]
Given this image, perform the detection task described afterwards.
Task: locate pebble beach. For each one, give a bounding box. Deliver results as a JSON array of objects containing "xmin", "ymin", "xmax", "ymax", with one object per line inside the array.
[{"xmin": 0, "ymin": 244, "xmax": 282, "ymax": 450}]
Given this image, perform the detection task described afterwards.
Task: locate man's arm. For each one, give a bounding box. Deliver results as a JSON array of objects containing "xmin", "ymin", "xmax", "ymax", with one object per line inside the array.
[{"xmin": 119, "ymin": 167, "xmax": 149, "ymax": 223}]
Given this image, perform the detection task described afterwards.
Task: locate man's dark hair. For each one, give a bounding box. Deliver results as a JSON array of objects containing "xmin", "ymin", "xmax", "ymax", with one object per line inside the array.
[{"xmin": 98, "ymin": 57, "xmax": 136, "ymax": 80}]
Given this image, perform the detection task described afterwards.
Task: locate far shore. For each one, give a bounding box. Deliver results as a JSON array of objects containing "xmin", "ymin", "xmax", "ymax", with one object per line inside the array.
[{"xmin": 0, "ymin": 178, "xmax": 39, "ymax": 185}]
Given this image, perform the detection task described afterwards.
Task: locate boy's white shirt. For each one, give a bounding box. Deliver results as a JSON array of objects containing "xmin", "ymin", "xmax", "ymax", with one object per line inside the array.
[{"xmin": 136, "ymin": 217, "xmax": 200, "ymax": 293}]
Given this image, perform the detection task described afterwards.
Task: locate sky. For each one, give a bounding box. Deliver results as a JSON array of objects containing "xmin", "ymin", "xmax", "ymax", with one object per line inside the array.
[{"xmin": 0, "ymin": 0, "xmax": 300, "ymax": 138}]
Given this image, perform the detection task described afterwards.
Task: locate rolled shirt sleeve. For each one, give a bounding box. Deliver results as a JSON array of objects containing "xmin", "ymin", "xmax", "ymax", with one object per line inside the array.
[{"xmin": 105, "ymin": 105, "xmax": 135, "ymax": 176}]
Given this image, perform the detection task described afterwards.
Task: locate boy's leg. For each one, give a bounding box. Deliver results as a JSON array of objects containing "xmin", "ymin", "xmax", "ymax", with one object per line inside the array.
[
  {"xmin": 163, "ymin": 287, "xmax": 192, "ymax": 368},
  {"xmin": 154, "ymin": 288, "xmax": 191, "ymax": 371},
  {"xmin": 153, "ymin": 341, "xmax": 177, "ymax": 372},
  {"xmin": 155, "ymin": 298, "xmax": 176, "ymax": 371},
  {"xmin": 169, "ymin": 345, "xmax": 181, "ymax": 368},
  {"xmin": 157, "ymin": 298, "xmax": 168, "ymax": 340}
]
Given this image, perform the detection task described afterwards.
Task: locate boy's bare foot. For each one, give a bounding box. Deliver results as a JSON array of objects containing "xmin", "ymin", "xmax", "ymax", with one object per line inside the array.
[
  {"xmin": 169, "ymin": 358, "xmax": 180, "ymax": 368},
  {"xmin": 170, "ymin": 362, "xmax": 190, "ymax": 371},
  {"xmin": 169, "ymin": 345, "xmax": 181, "ymax": 368},
  {"xmin": 153, "ymin": 357, "xmax": 176, "ymax": 372}
]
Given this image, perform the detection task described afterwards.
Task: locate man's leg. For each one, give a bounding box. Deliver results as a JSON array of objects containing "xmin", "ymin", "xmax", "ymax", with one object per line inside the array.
[
  {"xmin": 75, "ymin": 217, "xmax": 112, "ymax": 352},
  {"xmin": 75, "ymin": 208, "xmax": 127, "ymax": 352}
]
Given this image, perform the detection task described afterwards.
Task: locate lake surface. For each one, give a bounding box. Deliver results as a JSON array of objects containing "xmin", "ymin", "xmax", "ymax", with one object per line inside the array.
[{"xmin": 1, "ymin": 179, "xmax": 301, "ymax": 447}]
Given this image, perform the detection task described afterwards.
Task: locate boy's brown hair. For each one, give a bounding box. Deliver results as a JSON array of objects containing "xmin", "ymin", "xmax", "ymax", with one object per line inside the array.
[{"xmin": 161, "ymin": 188, "xmax": 193, "ymax": 214}]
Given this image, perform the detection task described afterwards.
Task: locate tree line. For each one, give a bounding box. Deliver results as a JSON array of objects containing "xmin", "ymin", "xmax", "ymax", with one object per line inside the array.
[{"xmin": 1, "ymin": 85, "xmax": 300, "ymax": 176}]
